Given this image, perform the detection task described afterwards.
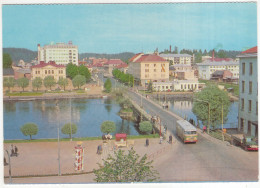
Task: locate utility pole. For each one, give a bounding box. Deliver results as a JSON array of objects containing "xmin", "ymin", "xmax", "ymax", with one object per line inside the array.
[
  {"xmin": 56, "ymin": 103, "xmax": 61, "ymax": 176},
  {"xmin": 222, "ymin": 103, "xmax": 224, "ymax": 141},
  {"xmin": 5, "ymin": 150, "xmax": 12, "ymax": 183},
  {"xmin": 208, "ymin": 103, "xmax": 210, "ymax": 134},
  {"xmin": 70, "ymin": 98, "xmax": 72, "ymax": 141}
]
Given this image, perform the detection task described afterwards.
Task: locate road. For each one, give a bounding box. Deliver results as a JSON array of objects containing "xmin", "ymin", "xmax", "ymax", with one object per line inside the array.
[{"xmin": 127, "ymin": 89, "xmax": 258, "ymax": 182}]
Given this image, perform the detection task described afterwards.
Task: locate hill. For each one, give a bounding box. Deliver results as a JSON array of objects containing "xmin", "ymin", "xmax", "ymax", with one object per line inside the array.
[{"xmin": 3, "ymin": 48, "xmax": 135, "ymax": 63}]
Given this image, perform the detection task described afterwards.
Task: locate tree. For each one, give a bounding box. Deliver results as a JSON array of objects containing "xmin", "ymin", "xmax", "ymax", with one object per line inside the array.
[
  {"xmin": 104, "ymin": 78, "xmax": 112, "ymax": 93},
  {"xmin": 66, "ymin": 63, "xmax": 79, "ymax": 79},
  {"xmin": 44, "ymin": 76, "xmax": 56, "ymax": 90},
  {"xmin": 3, "ymin": 53, "xmax": 12, "ymax": 68},
  {"xmin": 100, "ymin": 121, "xmax": 116, "ymax": 134},
  {"xmin": 32, "ymin": 77, "xmax": 43, "ymax": 91},
  {"xmin": 147, "ymin": 81, "xmax": 153, "ymax": 93},
  {"xmin": 57, "ymin": 77, "xmax": 69, "ymax": 91},
  {"xmin": 17, "ymin": 77, "xmax": 29, "ymax": 92},
  {"xmin": 3, "ymin": 77, "xmax": 16, "ymax": 91},
  {"xmin": 192, "ymin": 85, "xmax": 230, "ymax": 130},
  {"xmin": 93, "ymin": 148, "xmax": 159, "ymax": 182},
  {"xmin": 20, "ymin": 123, "xmax": 38, "ymax": 140},
  {"xmin": 72, "ymin": 75, "xmax": 86, "ymax": 89},
  {"xmin": 61, "ymin": 123, "xmax": 77, "ymax": 139},
  {"xmin": 78, "ymin": 65, "xmax": 91, "ymax": 82},
  {"xmin": 139, "ymin": 121, "xmax": 153, "ymax": 134}
]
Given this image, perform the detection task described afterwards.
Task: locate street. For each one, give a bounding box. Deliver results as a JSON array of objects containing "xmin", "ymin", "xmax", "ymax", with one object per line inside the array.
[{"xmin": 127, "ymin": 89, "xmax": 258, "ymax": 181}]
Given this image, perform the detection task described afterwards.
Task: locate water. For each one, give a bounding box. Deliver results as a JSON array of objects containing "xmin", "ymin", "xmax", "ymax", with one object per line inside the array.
[
  {"xmin": 165, "ymin": 99, "xmax": 238, "ymax": 129},
  {"xmin": 3, "ymin": 98, "xmax": 139, "ymax": 140}
]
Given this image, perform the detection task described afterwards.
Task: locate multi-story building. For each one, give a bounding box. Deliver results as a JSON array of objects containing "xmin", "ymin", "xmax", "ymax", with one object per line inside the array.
[
  {"xmin": 237, "ymin": 46, "xmax": 258, "ymax": 137},
  {"xmin": 197, "ymin": 60, "xmax": 239, "ymax": 80},
  {"xmin": 152, "ymin": 80, "xmax": 199, "ymax": 92},
  {"xmin": 159, "ymin": 54, "xmax": 194, "ymax": 65},
  {"xmin": 128, "ymin": 53, "xmax": 169, "ymax": 86},
  {"xmin": 171, "ymin": 64, "xmax": 196, "ymax": 80},
  {"xmin": 37, "ymin": 42, "xmax": 78, "ymax": 65},
  {"xmin": 31, "ymin": 61, "xmax": 66, "ymax": 81},
  {"xmin": 104, "ymin": 59, "xmax": 128, "ymax": 76}
]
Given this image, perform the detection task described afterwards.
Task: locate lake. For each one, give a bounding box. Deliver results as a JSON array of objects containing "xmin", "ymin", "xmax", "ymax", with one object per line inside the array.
[{"xmin": 3, "ymin": 98, "xmax": 139, "ymax": 140}]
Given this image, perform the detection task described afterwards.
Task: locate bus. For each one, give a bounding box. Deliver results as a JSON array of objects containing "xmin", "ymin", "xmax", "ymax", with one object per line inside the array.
[{"xmin": 176, "ymin": 120, "xmax": 198, "ymax": 143}]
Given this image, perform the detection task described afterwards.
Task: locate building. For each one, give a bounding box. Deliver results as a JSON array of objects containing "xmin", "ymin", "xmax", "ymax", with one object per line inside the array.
[
  {"xmin": 31, "ymin": 61, "xmax": 66, "ymax": 81},
  {"xmin": 14, "ymin": 68, "xmax": 31, "ymax": 80},
  {"xmin": 128, "ymin": 53, "xmax": 169, "ymax": 86},
  {"xmin": 160, "ymin": 54, "xmax": 194, "ymax": 65},
  {"xmin": 197, "ymin": 60, "xmax": 239, "ymax": 80},
  {"xmin": 152, "ymin": 79, "xmax": 199, "ymax": 92},
  {"xmin": 237, "ymin": 46, "xmax": 258, "ymax": 137},
  {"xmin": 201, "ymin": 55, "xmax": 212, "ymax": 62},
  {"xmin": 171, "ymin": 64, "xmax": 196, "ymax": 80},
  {"xmin": 104, "ymin": 59, "xmax": 128, "ymax": 76},
  {"xmin": 38, "ymin": 41, "xmax": 78, "ymax": 65},
  {"xmin": 210, "ymin": 70, "xmax": 236, "ymax": 82},
  {"xmin": 3, "ymin": 68, "xmax": 14, "ymax": 79}
]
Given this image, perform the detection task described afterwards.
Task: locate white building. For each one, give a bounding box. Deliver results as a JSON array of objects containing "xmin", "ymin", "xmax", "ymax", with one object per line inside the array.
[
  {"xmin": 197, "ymin": 60, "xmax": 239, "ymax": 80},
  {"xmin": 153, "ymin": 80, "xmax": 199, "ymax": 92},
  {"xmin": 237, "ymin": 46, "xmax": 258, "ymax": 137},
  {"xmin": 38, "ymin": 42, "xmax": 78, "ymax": 66},
  {"xmin": 159, "ymin": 54, "xmax": 194, "ymax": 65}
]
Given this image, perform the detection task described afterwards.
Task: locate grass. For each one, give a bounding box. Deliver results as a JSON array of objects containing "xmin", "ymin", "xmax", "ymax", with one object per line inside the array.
[
  {"xmin": 6, "ymin": 92, "xmax": 44, "ymax": 96},
  {"xmin": 209, "ymin": 130, "xmax": 231, "ymax": 142},
  {"xmin": 120, "ymin": 108, "xmax": 133, "ymax": 113},
  {"xmin": 4, "ymin": 134, "xmax": 160, "ymax": 143}
]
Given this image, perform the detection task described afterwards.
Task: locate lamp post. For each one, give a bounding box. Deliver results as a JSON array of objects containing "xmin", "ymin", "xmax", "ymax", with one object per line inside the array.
[
  {"xmin": 56, "ymin": 103, "xmax": 61, "ymax": 176},
  {"xmin": 5, "ymin": 150, "xmax": 12, "ymax": 183}
]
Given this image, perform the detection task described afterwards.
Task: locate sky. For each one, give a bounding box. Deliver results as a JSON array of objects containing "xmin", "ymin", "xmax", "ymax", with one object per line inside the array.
[{"xmin": 2, "ymin": 2, "xmax": 257, "ymax": 53}]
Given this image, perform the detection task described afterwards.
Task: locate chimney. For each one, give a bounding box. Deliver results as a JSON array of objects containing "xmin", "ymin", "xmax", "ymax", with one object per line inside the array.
[
  {"xmin": 212, "ymin": 50, "xmax": 215, "ymax": 61},
  {"xmin": 170, "ymin": 45, "xmax": 172, "ymax": 53}
]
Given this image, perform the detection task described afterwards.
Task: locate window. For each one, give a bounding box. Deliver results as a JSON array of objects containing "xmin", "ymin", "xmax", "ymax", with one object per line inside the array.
[
  {"xmin": 248, "ymin": 100, "xmax": 252, "ymax": 112},
  {"xmin": 240, "ymin": 118, "xmax": 244, "ymax": 132},
  {"xmin": 241, "ymin": 98, "xmax": 244, "ymax": 110},
  {"xmin": 145, "ymin": 69, "xmax": 149, "ymax": 72},
  {"xmin": 52, "ymin": 70, "xmax": 54, "ymax": 74},
  {"xmin": 242, "ymin": 63, "xmax": 245, "ymax": 75},
  {"xmin": 35, "ymin": 71, "xmax": 37, "ymax": 74},
  {"xmin": 242, "ymin": 81, "xmax": 245, "ymax": 93},
  {"xmin": 154, "ymin": 64, "xmax": 156, "ymax": 67},
  {"xmin": 38, "ymin": 71, "xmax": 40, "ymax": 74},
  {"xmin": 250, "ymin": 62, "xmax": 253, "ymax": 75},
  {"xmin": 154, "ymin": 69, "xmax": 156, "ymax": 72},
  {"xmin": 145, "ymin": 64, "xmax": 149, "ymax": 67},
  {"xmin": 181, "ymin": 84, "xmax": 183, "ymax": 89},
  {"xmin": 249, "ymin": 81, "xmax": 252, "ymax": 94},
  {"xmin": 48, "ymin": 70, "xmax": 50, "ymax": 74},
  {"xmin": 256, "ymin": 102, "xmax": 258, "ymax": 115},
  {"xmin": 45, "ymin": 70, "xmax": 47, "ymax": 74}
]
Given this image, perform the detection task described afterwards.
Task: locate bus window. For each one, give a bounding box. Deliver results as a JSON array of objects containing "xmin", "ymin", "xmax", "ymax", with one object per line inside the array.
[{"xmin": 184, "ymin": 131, "xmax": 197, "ymax": 134}]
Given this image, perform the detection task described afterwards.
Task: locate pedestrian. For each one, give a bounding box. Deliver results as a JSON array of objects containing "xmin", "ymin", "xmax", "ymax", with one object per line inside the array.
[
  {"xmin": 97, "ymin": 145, "xmax": 102, "ymax": 155},
  {"xmin": 15, "ymin": 146, "xmax": 18, "ymax": 154},
  {"xmin": 169, "ymin": 135, "xmax": 173, "ymax": 144},
  {"xmin": 159, "ymin": 136, "xmax": 163, "ymax": 144},
  {"xmin": 146, "ymin": 138, "xmax": 149, "ymax": 147},
  {"xmin": 203, "ymin": 126, "xmax": 206, "ymax": 133}
]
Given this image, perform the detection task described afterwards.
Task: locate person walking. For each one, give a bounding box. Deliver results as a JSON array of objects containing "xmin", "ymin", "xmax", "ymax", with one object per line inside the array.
[
  {"xmin": 169, "ymin": 135, "xmax": 173, "ymax": 144},
  {"xmin": 203, "ymin": 126, "xmax": 206, "ymax": 133},
  {"xmin": 146, "ymin": 138, "xmax": 149, "ymax": 147}
]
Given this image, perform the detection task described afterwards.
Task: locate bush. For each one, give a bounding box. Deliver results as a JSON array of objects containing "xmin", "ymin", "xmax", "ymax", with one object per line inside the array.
[
  {"xmin": 100, "ymin": 121, "xmax": 116, "ymax": 134},
  {"xmin": 139, "ymin": 121, "xmax": 153, "ymax": 134},
  {"xmin": 20, "ymin": 123, "xmax": 38, "ymax": 140},
  {"xmin": 61, "ymin": 123, "xmax": 78, "ymax": 139}
]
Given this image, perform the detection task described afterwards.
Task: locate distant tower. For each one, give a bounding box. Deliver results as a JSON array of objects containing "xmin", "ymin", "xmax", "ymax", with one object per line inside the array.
[{"xmin": 212, "ymin": 50, "xmax": 215, "ymax": 61}]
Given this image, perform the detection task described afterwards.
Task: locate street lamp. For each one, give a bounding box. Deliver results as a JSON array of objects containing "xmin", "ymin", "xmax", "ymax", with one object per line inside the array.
[
  {"xmin": 194, "ymin": 98, "xmax": 210, "ymax": 134},
  {"xmin": 55, "ymin": 103, "xmax": 61, "ymax": 176}
]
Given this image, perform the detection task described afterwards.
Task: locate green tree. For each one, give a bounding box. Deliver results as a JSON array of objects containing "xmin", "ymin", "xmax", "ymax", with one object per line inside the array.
[
  {"xmin": 20, "ymin": 123, "xmax": 38, "ymax": 140},
  {"xmin": 100, "ymin": 121, "xmax": 116, "ymax": 134},
  {"xmin": 139, "ymin": 121, "xmax": 153, "ymax": 134},
  {"xmin": 61, "ymin": 123, "xmax": 77, "ymax": 139},
  {"xmin": 93, "ymin": 148, "xmax": 159, "ymax": 182},
  {"xmin": 104, "ymin": 78, "xmax": 112, "ymax": 93},
  {"xmin": 3, "ymin": 53, "xmax": 12, "ymax": 68},
  {"xmin": 78, "ymin": 65, "xmax": 91, "ymax": 82},
  {"xmin": 66, "ymin": 63, "xmax": 78, "ymax": 79},
  {"xmin": 32, "ymin": 77, "xmax": 43, "ymax": 91},
  {"xmin": 192, "ymin": 85, "xmax": 230, "ymax": 131},
  {"xmin": 44, "ymin": 76, "xmax": 56, "ymax": 90},
  {"xmin": 72, "ymin": 75, "xmax": 86, "ymax": 89},
  {"xmin": 147, "ymin": 81, "xmax": 153, "ymax": 93},
  {"xmin": 3, "ymin": 77, "xmax": 16, "ymax": 91},
  {"xmin": 17, "ymin": 77, "xmax": 29, "ymax": 92},
  {"xmin": 57, "ymin": 77, "xmax": 69, "ymax": 91}
]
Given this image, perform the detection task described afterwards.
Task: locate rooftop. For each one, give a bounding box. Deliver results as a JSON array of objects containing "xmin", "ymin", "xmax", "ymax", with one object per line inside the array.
[
  {"xmin": 131, "ymin": 54, "xmax": 167, "ymax": 63},
  {"xmin": 197, "ymin": 60, "xmax": 238, "ymax": 66},
  {"xmin": 160, "ymin": 54, "xmax": 192, "ymax": 58},
  {"xmin": 31, "ymin": 61, "xmax": 66, "ymax": 68},
  {"xmin": 241, "ymin": 46, "xmax": 257, "ymax": 54},
  {"xmin": 3, "ymin": 68, "xmax": 14, "ymax": 76}
]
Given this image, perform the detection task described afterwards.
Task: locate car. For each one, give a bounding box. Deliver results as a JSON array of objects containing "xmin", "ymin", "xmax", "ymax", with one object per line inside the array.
[{"xmin": 242, "ymin": 135, "xmax": 258, "ymax": 151}]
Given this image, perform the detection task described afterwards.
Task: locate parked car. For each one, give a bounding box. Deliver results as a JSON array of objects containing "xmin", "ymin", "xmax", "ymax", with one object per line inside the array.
[{"xmin": 242, "ymin": 135, "xmax": 258, "ymax": 151}]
